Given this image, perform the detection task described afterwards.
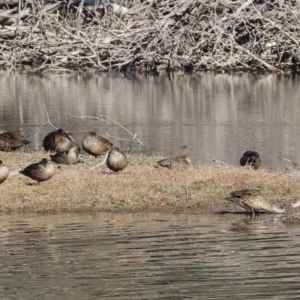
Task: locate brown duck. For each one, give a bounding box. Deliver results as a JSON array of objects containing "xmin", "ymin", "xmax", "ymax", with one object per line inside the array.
[
  {"xmin": 0, "ymin": 131, "xmax": 30, "ymax": 151},
  {"xmin": 20, "ymin": 158, "xmax": 56, "ymax": 184},
  {"xmin": 156, "ymin": 155, "xmax": 193, "ymax": 169},
  {"xmin": 240, "ymin": 151, "xmax": 261, "ymax": 170},
  {"xmin": 82, "ymin": 132, "xmax": 113, "ymax": 158},
  {"xmin": 0, "ymin": 160, "xmax": 9, "ymax": 183},
  {"xmin": 43, "ymin": 129, "xmax": 73, "ymax": 152},
  {"xmin": 225, "ymin": 189, "xmax": 285, "ymax": 216},
  {"xmin": 291, "ymin": 199, "xmax": 300, "ymax": 209},
  {"xmin": 106, "ymin": 147, "xmax": 128, "ymax": 172},
  {"xmin": 50, "ymin": 145, "xmax": 81, "ymax": 165}
]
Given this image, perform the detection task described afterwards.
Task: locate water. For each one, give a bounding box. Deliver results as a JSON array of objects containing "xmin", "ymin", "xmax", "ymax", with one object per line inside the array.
[
  {"xmin": 1, "ymin": 71, "xmax": 300, "ymax": 168},
  {"xmin": 0, "ymin": 213, "xmax": 299, "ymax": 299}
]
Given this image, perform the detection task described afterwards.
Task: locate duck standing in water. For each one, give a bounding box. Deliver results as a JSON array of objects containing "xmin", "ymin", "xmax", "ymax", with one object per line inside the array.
[
  {"xmin": 43, "ymin": 129, "xmax": 73, "ymax": 152},
  {"xmin": 225, "ymin": 189, "xmax": 285, "ymax": 216},
  {"xmin": 106, "ymin": 147, "xmax": 128, "ymax": 172},
  {"xmin": 0, "ymin": 160, "xmax": 9, "ymax": 183},
  {"xmin": 156, "ymin": 155, "xmax": 193, "ymax": 169},
  {"xmin": 20, "ymin": 158, "xmax": 56, "ymax": 184},
  {"xmin": 50, "ymin": 145, "xmax": 81, "ymax": 165},
  {"xmin": 82, "ymin": 132, "xmax": 113, "ymax": 158},
  {"xmin": 240, "ymin": 151, "xmax": 261, "ymax": 170},
  {"xmin": 0, "ymin": 131, "xmax": 30, "ymax": 151}
]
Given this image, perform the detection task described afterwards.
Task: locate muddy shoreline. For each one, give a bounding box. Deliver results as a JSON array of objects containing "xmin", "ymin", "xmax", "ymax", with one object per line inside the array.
[{"xmin": 0, "ymin": 0, "xmax": 300, "ymax": 73}]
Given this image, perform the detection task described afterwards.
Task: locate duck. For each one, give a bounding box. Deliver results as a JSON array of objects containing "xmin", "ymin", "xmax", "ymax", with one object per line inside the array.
[
  {"xmin": 240, "ymin": 151, "xmax": 261, "ymax": 170},
  {"xmin": 82, "ymin": 132, "xmax": 113, "ymax": 158},
  {"xmin": 156, "ymin": 155, "xmax": 193, "ymax": 169},
  {"xmin": 0, "ymin": 131, "xmax": 30, "ymax": 151},
  {"xmin": 19, "ymin": 158, "xmax": 56, "ymax": 184},
  {"xmin": 43, "ymin": 129, "xmax": 73, "ymax": 152},
  {"xmin": 0, "ymin": 160, "xmax": 9, "ymax": 183},
  {"xmin": 106, "ymin": 147, "xmax": 128, "ymax": 172},
  {"xmin": 291, "ymin": 198, "xmax": 300, "ymax": 209},
  {"xmin": 50, "ymin": 145, "xmax": 81, "ymax": 165},
  {"xmin": 225, "ymin": 189, "xmax": 285, "ymax": 216}
]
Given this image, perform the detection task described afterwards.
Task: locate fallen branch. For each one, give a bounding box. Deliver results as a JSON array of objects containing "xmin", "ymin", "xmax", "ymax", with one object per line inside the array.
[
  {"xmin": 89, "ymin": 151, "xmax": 109, "ymax": 170},
  {"xmin": 104, "ymin": 115, "xmax": 144, "ymax": 147},
  {"xmin": 278, "ymin": 152, "xmax": 298, "ymax": 168},
  {"xmin": 39, "ymin": 104, "xmax": 58, "ymax": 130},
  {"xmin": 207, "ymin": 154, "xmax": 228, "ymax": 167},
  {"xmin": 40, "ymin": 104, "xmax": 75, "ymax": 142},
  {"xmin": 63, "ymin": 112, "xmax": 144, "ymax": 149}
]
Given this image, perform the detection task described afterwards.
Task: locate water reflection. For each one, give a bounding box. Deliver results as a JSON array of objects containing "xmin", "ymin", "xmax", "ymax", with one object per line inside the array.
[
  {"xmin": 0, "ymin": 213, "xmax": 299, "ymax": 299},
  {"xmin": 1, "ymin": 71, "xmax": 300, "ymax": 168}
]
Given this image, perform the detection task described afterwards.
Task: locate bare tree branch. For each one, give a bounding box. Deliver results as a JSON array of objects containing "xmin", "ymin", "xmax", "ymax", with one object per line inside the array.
[
  {"xmin": 207, "ymin": 154, "xmax": 228, "ymax": 167},
  {"xmin": 63, "ymin": 112, "xmax": 144, "ymax": 148},
  {"xmin": 40, "ymin": 105, "xmax": 75, "ymax": 142}
]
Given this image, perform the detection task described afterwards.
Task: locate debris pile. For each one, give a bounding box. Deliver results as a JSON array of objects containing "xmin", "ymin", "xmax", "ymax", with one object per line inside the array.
[{"xmin": 0, "ymin": 0, "xmax": 299, "ymax": 73}]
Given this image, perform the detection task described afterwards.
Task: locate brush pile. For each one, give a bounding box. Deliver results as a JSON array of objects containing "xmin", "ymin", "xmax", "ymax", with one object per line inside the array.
[{"xmin": 0, "ymin": 0, "xmax": 300, "ymax": 73}]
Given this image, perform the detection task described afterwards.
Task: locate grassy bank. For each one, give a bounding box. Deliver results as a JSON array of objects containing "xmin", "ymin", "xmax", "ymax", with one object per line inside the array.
[{"xmin": 0, "ymin": 151, "xmax": 300, "ymax": 213}]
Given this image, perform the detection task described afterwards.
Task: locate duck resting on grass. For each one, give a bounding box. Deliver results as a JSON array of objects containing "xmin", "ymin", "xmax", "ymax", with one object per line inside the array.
[
  {"xmin": 43, "ymin": 129, "xmax": 73, "ymax": 153},
  {"xmin": 106, "ymin": 147, "xmax": 128, "ymax": 172},
  {"xmin": 82, "ymin": 132, "xmax": 113, "ymax": 158},
  {"xmin": 20, "ymin": 158, "xmax": 57, "ymax": 185},
  {"xmin": 0, "ymin": 160, "xmax": 9, "ymax": 183},
  {"xmin": 50, "ymin": 145, "xmax": 81, "ymax": 165},
  {"xmin": 240, "ymin": 151, "xmax": 261, "ymax": 170},
  {"xmin": 225, "ymin": 189, "xmax": 285, "ymax": 216},
  {"xmin": 156, "ymin": 155, "xmax": 193, "ymax": 169},
  {"xmin": 0, "ymin": 131, "xmax": 30, "ymax": 151}
]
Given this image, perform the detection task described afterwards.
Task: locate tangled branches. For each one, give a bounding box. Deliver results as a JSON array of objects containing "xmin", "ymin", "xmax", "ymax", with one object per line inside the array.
[{"xmin": 0, "ymin": 0, "xmax": 300, "ymax": 73}]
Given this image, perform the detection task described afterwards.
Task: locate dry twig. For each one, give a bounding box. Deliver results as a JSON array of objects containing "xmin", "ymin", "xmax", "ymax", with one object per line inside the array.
[
  {"xmin": 63, "ymin": 112, "xmax": 144, "ymax": 149},
  {"xmin": 0, "ymin": 0, "xmax": 299, "ymax": 72},
  {"xmin": 207, "ymin": 154, "xmax": 228, "ymax": 167},
  {"xmin": 40, "ymin": 104, "xmax": 75, "ymax": 142}
]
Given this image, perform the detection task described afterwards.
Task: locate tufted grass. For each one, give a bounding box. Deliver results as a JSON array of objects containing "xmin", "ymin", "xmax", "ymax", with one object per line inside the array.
[{"xmin": 0, "ymin": 151, "xmax": 300, "ymax": 213}]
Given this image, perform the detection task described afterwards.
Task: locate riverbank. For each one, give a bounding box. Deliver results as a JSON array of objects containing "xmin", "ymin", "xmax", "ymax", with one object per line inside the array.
[
  {"xmin": 0, "ymin": 0, "xmax": 300, "ymax": 73},
  {"xmin": 0, "ymin": 151, "xmax": 299, "ymax": 213}
]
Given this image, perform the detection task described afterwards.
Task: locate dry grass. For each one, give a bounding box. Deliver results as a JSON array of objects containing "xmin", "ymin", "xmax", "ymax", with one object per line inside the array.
[{"xmin": 1, "ymin": 151, "xmax": 300, "ymax": 213}]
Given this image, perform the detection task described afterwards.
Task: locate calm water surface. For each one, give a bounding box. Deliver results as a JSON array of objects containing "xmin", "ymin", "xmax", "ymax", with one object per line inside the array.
[
  {"xmin": 1, "ymin": 71, "xmax": 300, "ymax": 168},
  {"xmin": 0, "ymin": 213, "xmax": 299, "ymax": 299}
]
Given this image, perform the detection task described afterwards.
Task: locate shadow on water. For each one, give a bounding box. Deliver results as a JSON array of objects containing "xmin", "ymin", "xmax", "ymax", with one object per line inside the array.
[
  {"xmin": 1, "ymin": 71, "xmax": 300, "ymax": 169},
  {"xmin": 0, "ymin": 213, "xmax": 299, "ymax": 299}
]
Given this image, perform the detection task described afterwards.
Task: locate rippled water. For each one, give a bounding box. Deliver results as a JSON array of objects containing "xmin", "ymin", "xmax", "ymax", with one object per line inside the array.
[
  {"xmin": 0, "ymin": 213, "xmax": 299, "ymax": 299},
  {"xmin": 1, "ymin": 71, "xmax": 300, "ymax": 169}
]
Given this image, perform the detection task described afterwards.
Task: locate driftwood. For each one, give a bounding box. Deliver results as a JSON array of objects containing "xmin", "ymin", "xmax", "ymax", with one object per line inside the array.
[{"xmin": 0, "ymin": 0, "xmax": 299, "ymax": 73}]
